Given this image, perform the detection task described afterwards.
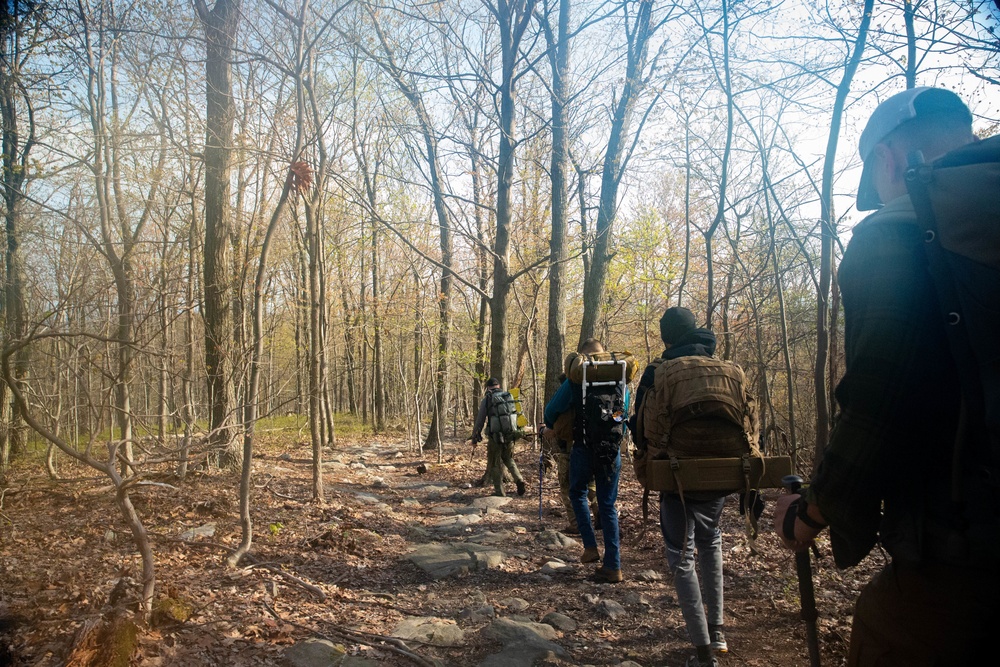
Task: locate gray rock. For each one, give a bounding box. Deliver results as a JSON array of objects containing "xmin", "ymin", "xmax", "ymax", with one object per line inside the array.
[
  {"xmin": 459, "ymin": 604, "xmax": 496, "ymax": 623},
  {"xmin": 428, "ymin": 513, "xmax": 482, "ymax": 533},
  {"xmin": 277, "ymin": 453, "xmax": 292, "ymax": 462},
  {"xmin": 401, "ymin": 498, "xmax": 421, "ymax": 508},
  {"xmin": 624, "ymin": 592, "xmax": 652, "ymax": 608},
  {"xmin": 541, "ymin": 612, "xmax": 577, "ymax": 632},
  {"xmin": 467, "ymin": 530, "xmax": 514, "ymax": 546},
  {"xmin": 341, "ymin": 657, "xmax": 379, "ymax": 667},
  {"xmin": 499, "ymin": 597, "xmax": 530, "ymax": 612},
  {"xmin": 282, "ymin": 638, "xmax": 346, "ymax": 667},
  {"xmin": 540, "ymin": 560, "xmax": 573, "ymax": 575},
  {"xmin": 392, "ymin": 616, "xmax": 465, "ymax": 647},
  {"xmin": 597, "ymin": 599, "xmax": 627, "ymax": 620},
  {"xmin": 407, "ymin": 525, "xmax": 433, "ymax": 542},
  {"xmin": 508, "ymin": 614, "xmax": 535, "ymax": 624},
  {"xmin": 478, "ymin": 619, "xmax": 567, "ymax": 667},
  {"xmin": 354, "ymin": 492, "xmax": 383, "ymax": 505},
  {"xmin": 535, "ymin": 530, "xmax": 578, "ymax": 549},
  {"xmin": 618, "ymin": 662, "xmax": 645, "ymax": 667},
  {"xmin": 483, "ymin": 617, "xmax": 560, "ymax": 643},
  {"xmin": 402, "ymin": 481, "xmax": 447, "ymax": 496},
  {"xmin": 635, "ymin": 569, "xmax": 664, "ymax": 582},
  {"xmin": 178, "ymin": 523, "xmax": 216, "ymax": 541},
  {"xmin": 583, "ymin": 593, "xmax": 601, "ymax": 605},
  {"xmin": 471, "ymin": 496, "xmax": 512, "ymax": 510},
  {"xmin": 407, "ymin": 542, "xmax": 505, "ymax": 579},
  {"xmin": 428, "ymin": 506, "xmax": 482, "ymax": 516}
]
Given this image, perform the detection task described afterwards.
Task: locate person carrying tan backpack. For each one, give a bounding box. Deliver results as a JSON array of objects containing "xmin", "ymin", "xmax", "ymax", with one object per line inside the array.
[{"xmin": 632, "ymin": 306, "xmax": 759, "ymax": 667}]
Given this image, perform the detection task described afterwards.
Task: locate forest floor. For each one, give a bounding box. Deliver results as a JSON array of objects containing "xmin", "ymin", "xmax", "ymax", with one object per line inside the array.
[{"xmin": 0, "ymin": 430, "xmax": 884, "ymax": 667}]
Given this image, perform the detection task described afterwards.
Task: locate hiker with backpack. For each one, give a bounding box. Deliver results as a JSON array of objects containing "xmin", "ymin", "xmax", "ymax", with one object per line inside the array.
[
  {"xmin": 539, "ymin": 373, "xmax": 600, "ymax": 535},
  {"xmin": 632, "ymin": 307, "xmax": 759, "ymax": 667},
  {"xmin": 542, "ymin": 338, "xmax": 632, "ymax": 584},
  {"xmin": 468, "ymin": 377, "xmax": 527, "ymax": 497},
  {"xmin": 775, "ymin": 87, "xmax": 1000, "ymax": 665}
]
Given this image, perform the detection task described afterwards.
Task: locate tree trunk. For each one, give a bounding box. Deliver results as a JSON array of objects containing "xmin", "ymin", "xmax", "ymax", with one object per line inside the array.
[
  {"xmin": 814, "ymin": 0, "xmax": 873, "ymax": 471},
  {"xmin": 196, "ymin": 0, "xmax": 241, "ymax": 463},
  {"xmin": 542, "ymin": 0, "xmax": 570, "ymax": 403},
  {"xmin": 0, "ymin": 1, "xmax": 37, "ymax": 468},
  {"xmin": 579, "ymin": 0, "xmax": 655, "ymax": 343}
]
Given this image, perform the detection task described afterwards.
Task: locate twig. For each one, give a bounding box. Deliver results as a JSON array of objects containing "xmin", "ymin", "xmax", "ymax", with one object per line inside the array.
[
  {"xmin": 245, "ymin": 563, "xmax": 326, "ymax": 601},
  {"xmin": 270, "ymin": 486, "xmax": 299, "ymax": 501},
  {"xmin": 262, "ymin": 601, "xmax": 437, "ymax": 667}
]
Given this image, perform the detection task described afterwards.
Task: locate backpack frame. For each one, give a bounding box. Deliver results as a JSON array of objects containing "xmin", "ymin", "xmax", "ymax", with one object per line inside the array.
[{"xmin": 579, "ymin": 356, "xmax": 629, "ymax": 468}]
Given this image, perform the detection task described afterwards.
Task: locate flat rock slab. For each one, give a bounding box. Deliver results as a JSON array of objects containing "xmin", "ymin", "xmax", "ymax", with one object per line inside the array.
[
  {"xmin": 470, "ymin": 496, "xmax": 512, "ymax": 510},
  {"xmin": 635, "ymin": 569, "xmax": 663, "ymax": 582},
  {"xmin": 478, "ymin": 619, "xmax": 567, "ymax": 667},
  {"xmin": 407, "ymin": 542, "xmax": 505, "ymax": 579},
  {"xmin": 428, "ymin": 513, "xmax": 482, "ymax": 533},
  {"xmin": 400, "ymin": 482, "xmax": 450, "ymax": 494},
  {"xmin": 392, "ymin": 616, "xmax": 465, "ymax": 647},
  {"xmin": 177, "ymin": 523, "xmax": 216, "ymax": 541},
  {"xmin": 467, "ymin": 530, "xmax": 514, "ymax": 546},
  {"xmin": 428, "ymin": 506, "xmax": 482, "ymax": 516},
  {"xmin": 282, "ymin": 638, "xmax": 346, "ymax": 667}
]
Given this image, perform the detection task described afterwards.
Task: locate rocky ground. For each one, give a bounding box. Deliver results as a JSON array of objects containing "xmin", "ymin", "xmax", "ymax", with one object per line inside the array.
[{"xmin": 0, "ymin": 432, "xmax": 882, "ymax": 666}]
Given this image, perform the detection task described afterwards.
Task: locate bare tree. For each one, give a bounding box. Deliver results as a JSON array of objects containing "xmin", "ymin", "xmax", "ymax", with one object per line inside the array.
[
  {"xmin": 195, "ymin": 0, "xmax": 241, "ymax": 463},
  {"xmin": 0, "ymin": 0, "xmax": 43, "ymax": 470}
]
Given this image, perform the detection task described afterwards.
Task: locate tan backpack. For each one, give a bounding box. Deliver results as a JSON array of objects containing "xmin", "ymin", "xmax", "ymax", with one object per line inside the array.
[{"xmin": 635, "ymin": 355, "xmax": 761, "ymax": 493}]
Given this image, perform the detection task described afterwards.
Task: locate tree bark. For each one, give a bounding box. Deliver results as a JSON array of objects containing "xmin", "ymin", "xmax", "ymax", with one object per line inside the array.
[
  {"xmin": 196, "ymin": 0, "xmax": 241, "ymax": 463},
  {"xmin": 542, "ymin": 0, "xmax": 570, "ymax": 403}
]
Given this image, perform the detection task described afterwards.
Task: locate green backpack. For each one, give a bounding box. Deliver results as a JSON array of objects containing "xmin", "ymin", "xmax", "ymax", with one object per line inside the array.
[{"xmin": 486, "ymin": 390, "xmax": 519, "ymax": 438}]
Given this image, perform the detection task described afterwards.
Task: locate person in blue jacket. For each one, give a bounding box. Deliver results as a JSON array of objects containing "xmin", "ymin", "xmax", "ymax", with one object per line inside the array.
[{"xmin": 542, "ymin": 338, "xmax": 630, "ymax": 583}]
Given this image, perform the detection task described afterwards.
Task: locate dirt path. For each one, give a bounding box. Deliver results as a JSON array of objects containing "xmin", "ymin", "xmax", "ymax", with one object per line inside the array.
[{"xmin": 0, "ymin": 435, "xmax": 874, "ymax": 666}]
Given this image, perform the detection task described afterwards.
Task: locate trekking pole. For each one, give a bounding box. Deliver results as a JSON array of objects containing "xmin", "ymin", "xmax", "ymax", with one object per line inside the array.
[{"xmin": 782, "ymin": 474, "xmax": 821, "ymax": 667}]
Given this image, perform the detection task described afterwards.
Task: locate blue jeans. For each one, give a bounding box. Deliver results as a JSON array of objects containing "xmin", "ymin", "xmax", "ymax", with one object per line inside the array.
[
  {"xmin": 660, "ymin": 493, "xmax": 726, "ymax": 648},
  {"xmin": 570, "ymin": 444, "xmax": 621, "ymax": 570}
]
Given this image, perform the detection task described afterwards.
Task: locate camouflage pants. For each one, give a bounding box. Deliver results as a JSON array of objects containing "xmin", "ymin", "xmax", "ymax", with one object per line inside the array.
[
  {"xmin": 487, "ymin": 434, "xmax": 523, "ymax": 496},
  {"xmin": 554, "ymin": 447, "xmax": 596, "ymax": 530}
]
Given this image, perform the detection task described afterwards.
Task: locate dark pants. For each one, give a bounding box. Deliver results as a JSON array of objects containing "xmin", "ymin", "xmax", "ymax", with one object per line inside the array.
[{"xmin": 848, "ymin": 558, "xmax": 1000, "ymax": 666}]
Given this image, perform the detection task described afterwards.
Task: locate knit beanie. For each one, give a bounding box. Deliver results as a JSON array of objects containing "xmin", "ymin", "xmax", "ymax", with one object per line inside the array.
[{"xmin": 659, "ymin": 307, "xmax": 697, "ymax": 344}]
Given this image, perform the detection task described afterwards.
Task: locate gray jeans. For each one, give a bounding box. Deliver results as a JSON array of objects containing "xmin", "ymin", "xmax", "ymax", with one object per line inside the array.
[{"xmin": 660, "ymin": 493, "xmax": 726, "ymax": 648}]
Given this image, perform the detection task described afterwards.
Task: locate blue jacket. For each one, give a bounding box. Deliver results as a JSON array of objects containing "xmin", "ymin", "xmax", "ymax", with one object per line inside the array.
[{"xmin": 544, "ymin": 379, "xmax": 630, "ymax": 430}]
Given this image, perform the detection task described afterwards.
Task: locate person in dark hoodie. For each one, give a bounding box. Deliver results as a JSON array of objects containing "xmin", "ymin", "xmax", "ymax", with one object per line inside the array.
[{"xmin": 631, "ymin": 307, "xmax": 758, "ymax": 667}]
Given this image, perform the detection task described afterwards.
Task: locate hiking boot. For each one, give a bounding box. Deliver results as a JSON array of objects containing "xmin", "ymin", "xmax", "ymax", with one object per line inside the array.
[
  {"xmin": 580, "ymin": 547, "xmax": 600, "ymax": 563},
  {"xmin": 685, "ymin": 656, "xmax": 719, "ymax": 667},
  {"xmin": 516, "ymin": 480, "xmax": 527, "ymax": 496},
  {"xmin": 710, "ymin": 628, "xmax": 728, "ymax": 653},
  {"xmin": 591, "ymin": 566, "xmax": 623, "ymax": 583}
]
